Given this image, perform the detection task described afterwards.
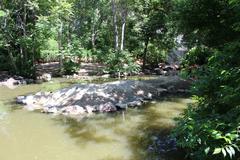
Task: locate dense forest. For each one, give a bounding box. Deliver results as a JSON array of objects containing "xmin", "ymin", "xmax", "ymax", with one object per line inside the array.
[
  {"xmin": 0, "ymin": 0, "xmax": 240, "ymax": 159},
  {"xmin": 0, "ymin": 0, "xmax": 175, "ymax": 77}
]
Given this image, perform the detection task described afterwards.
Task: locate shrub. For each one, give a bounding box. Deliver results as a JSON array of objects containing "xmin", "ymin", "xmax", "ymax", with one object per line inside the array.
[
  {"xmin": 40, "ymin": 39, "xmax": 59, "ymax": 62},
  {"xmin": 172, "ymin": 104, "xmax": 240, "ymax": 160},
  {"xmin": 104, "ymin": 50, "xmax": 140, "ymax": 77},
  {"xmin": 63, "ymin": 58, "xmax": 80, "ymax": 75},
  {"xmin": 173, "ymin": 43, "xmax": 240, "ymax": 160}
]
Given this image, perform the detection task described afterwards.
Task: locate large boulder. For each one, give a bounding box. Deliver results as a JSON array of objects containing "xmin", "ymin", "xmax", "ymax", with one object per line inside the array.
[{"xmin": 17, "ymin": 76, "xmax": 190, "ymax": 117}]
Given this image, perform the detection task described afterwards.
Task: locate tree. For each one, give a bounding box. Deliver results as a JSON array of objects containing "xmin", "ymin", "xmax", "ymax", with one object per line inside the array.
[
  {"xmin": 172, "ymin": 0, "xmax": 240, "ymax": 159},
  {"xmin": 0, "ymin": 0, "xmax": 42, "ymax": 77},
  {"xmin": 49, "ymin": 0, "xmax": 73, "ymax": 71},
  {"xmin": 132, "ymin": 0, "xmax": 174, "ymax": 68}
]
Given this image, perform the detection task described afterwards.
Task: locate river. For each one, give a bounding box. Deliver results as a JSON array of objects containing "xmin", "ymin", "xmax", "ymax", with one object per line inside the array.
[{"xmin": 0, "ymin": 78, "xmax": 192, "ymax": 160}]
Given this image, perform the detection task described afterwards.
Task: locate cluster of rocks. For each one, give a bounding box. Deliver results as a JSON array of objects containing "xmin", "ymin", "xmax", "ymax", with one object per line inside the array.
[
  {"xmin": 0, "ymin": 72, "xmax": 34, "ymax": 89},
  {"xmin": 36, "ymin": 73, "xmax": 52, "ymax": 82},
  {"xmin": 0, "ymin": 72, "xmax": 52, "ymax": 89},
  {"xmin": 141, "ymin": 63, "xmax": 181, "ymax": 77},
  {"xmin": 153, "ymin": 63, "xmax": 180, "ymax": 76},
  {"xmin": 17, "ymin": 76, "xmax": 190, "ymax": 117}
]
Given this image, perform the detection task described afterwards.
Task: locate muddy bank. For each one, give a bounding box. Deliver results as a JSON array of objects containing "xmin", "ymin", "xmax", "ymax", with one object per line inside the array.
[{"xmin": 17, "ymin": 76, "xmax": 191, "ymax": 117}]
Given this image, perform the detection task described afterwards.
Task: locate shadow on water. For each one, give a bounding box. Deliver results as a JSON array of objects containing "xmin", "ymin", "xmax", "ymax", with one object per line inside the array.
[
  {"xmin": 126, "ymin": 98, "xmax": 190, "ymax": 160},
  {"xmin": 53, "ymin": 97, "xmax": 192, "ymax": 160},
  {"xmin": 55, "ymin": 116, "xmax": 118, "ymax": 145}
]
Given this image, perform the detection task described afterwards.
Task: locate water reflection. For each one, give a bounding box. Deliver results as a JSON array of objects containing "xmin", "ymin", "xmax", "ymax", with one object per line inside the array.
[{"xmin": 53, "ymin": 98, "xmax": 192, "ymax": 160}]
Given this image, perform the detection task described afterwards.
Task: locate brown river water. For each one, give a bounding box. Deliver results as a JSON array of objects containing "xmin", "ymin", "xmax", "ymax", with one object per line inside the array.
[{"xmin": 0, "ymin": 78, "xmax": 192, "ymax": 160}]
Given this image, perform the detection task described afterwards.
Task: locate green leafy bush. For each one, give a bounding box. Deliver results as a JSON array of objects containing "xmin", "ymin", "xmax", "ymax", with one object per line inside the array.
[
  {"xmin": 173, "ymin": 43, "xmax": 240, "ymax": 159},
  {"xmin": 63, "ymin": 58, "xmax": 80, "ymax": 74},
  {"xmin": 104, "ymin": 50, "xmax": 140, "ymax": 77},
  {"xmin": 40, "ymin": 39, "xmax": 59, "ymax": 62},
  {"xmin": 173, "ymin": 104, "xmax": 240, "ymax": 160},
  {"xmin": 181, "ymin": 46, "xmax": 211, "ymax": 68}
]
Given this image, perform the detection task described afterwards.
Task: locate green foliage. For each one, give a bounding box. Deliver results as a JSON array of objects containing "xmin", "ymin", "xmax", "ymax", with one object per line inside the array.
[
  {"xmin": 0, "ymin": 10, "xmax": 6, "ymax": 17},
  {"xmin": 182, "ymin": 46, "xmax": 211, "ymax": 67},
  {"xmin": 175, "ymin": 43, "xmax": 240, "ymax": 159},
  {"xmin": 173, "ymin": 104, "xmax": 240, "ymax": 159},
  {"xmin": 146, "ymin": 44, "xmax": 168, "ymax": 65},
  {"xmin": 172, "ymin": 0, "xmax": 240, "ymax": 159},
  {"xmin": 40, "ymin": 39, "xmax": 59, "ymax": 62},
  {"xmin": 173, "ymin": 0, "xmax": 240, "ymax": 48},
  {"xmin": 0, "ymin": 0, "xmax": 176, "ymax": 76},
  {"xmin": 63, "ymin": 57, "xmax": 80, "ymax": 74},
  {"xmin": 105, "ymin": 50, "xmax": 140, "ymax": 77},
  {"xmin": 180, "ymin": 46, "xmax": 212, "ymax": 79}
]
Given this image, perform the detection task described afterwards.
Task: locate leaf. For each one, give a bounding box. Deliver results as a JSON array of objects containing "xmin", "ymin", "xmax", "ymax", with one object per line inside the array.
[
  {"xmin": 226, "ymin": 147, "xmax": 233, "ymax": 159},
  {"xmin": 222, "ymin": 148, "xmax": 226, "ymax": 157},
  {"xmin": 213, "ymin": 148, "xmax": 222, "ymax": 155},
  {"xmin": 223, "ymin": 137, "xmax": 232, "ymax": 143},
  {"xmin": 204, "ymin": 147, "xmax": 210, "ymax": 155},
  {"xmin": 232, "ymin": 144, "xmax": 240, "ymax": 151},
  {"xmin": 228, "ymin": 146, "xmax": 235, "ymax": 156},
  {"xmin": 221, "ymin": 70, "xmax": 226, "ymax": 75},
  {"xmin": 0, "ymin": 10, "xmax": 6, "ymax": 17}
]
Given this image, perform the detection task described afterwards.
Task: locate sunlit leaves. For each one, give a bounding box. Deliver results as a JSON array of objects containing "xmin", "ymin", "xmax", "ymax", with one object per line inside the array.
[{"xmin": 0, "ymin": 10, "xmax": 6, "ymax": 17}]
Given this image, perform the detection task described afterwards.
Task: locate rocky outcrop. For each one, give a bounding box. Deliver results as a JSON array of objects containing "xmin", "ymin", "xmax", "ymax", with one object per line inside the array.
[
  {"xmin": 17, "ymin": 76, "xmax": 190, "ymax": 117},
  {"xmin": 0, "ymin": 75, "xmax": 34, "ymax": 89}
]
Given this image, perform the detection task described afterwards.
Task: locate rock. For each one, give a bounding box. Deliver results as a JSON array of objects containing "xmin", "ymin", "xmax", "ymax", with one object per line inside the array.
[
  {"xmin": 0, "ymin": 75, "xmax": 34, "ymax": 88},
  {"xmin": 38, "ymin": 73, "xmax": 52, "ymax": 82},
  {"xmin": 99, "ymin": 102, "xmax": 117, "ymax": 112},
  {"xmin": 23, "ymin": 95, "xmax": 35, "ymax": 105},
  {"xmin": 42, "ymin": 73, "xmax": 52, "ymax": 82},
  {"xmin": 16, "ymin": 76, "xmax": 190, "ymax": 117},
  {"xmin": 24, "ymin": 104, "xmax": 42, "ymax": 111},
  {"xmin": 160, "ymin": 70, "xmax": 168, "ymax": 76},
  {"xmin": 13, "ymin": 76, "xmax": 24, "ymax": 80},
  {"xmin": 167, "ymin": 85, "xmax": 175, "ymax": 92},
  {"xmin": 73, "ymin": 74, "xmax": 78, "ymax": 79},
  {"xmin": 143, "ymin": 69, "xmax": 152, "ymax": 75},
  {"xmin": 154, "ymin": 68, "xmax": 162, "ymax": 75},
  {"xmin": 85, "ymin": 105, "xmax": 95, "ymax": 114},
  {"xmin": 46, "ymin": 106, "xmax": 58, "ymax": 114},
  {"xmin": 61, "ymin": 105, "xmax": 85, "ymax": 115},
  {"xmin": 26, "ymin": 79, "xmax": 34, "ymax": 84},
  {"xmin": 16, "ymin": 96, "xmax": 25, "ymax": 104},
  {"xmin": 116, "ymin": 103, "xmax": 128, "ymax": 109},
  {"xmin": 128, "ymin": 101, "xmax": 142, "ymax": 107},
  {"xmin": 6, "ymin": 78, "xmax": 19, "ymax": 85}
]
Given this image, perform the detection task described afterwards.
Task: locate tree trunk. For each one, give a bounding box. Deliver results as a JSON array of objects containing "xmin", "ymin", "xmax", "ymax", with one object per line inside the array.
[
  {"xmin": 120, "ymin": 13, "xmax": 127, "ymax": 51},
  {"xmin": 67, "ymin": 23, "xmax": 71, "ymax": 50},
  {"xmin": 111, "ymin": 0, "xmax": 119, "ymax": 50},
  {"xmin": 22, "ymin": 4, "xmax": 27, "ymax": 64},
  {"xmin": 58, "ymin": 22, "xmax": 63, "ymax": 72},
  {"xmin": 91, "ymin": 23, "xmax": 96, "ymax": 50},
  {"xmin": 142, "ymin": 37, "xmax": 149, "ymax": 69},
  {"xmin": 120, "ymin": 6, "xmax": 127, "ymax": 51}
]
